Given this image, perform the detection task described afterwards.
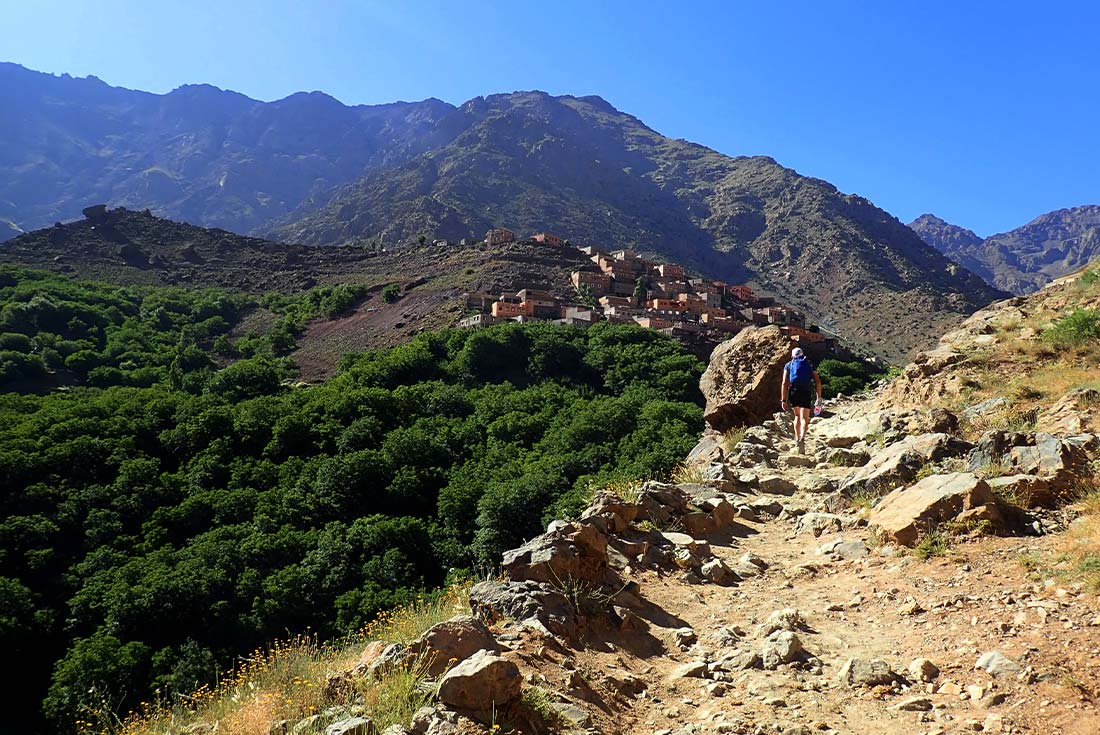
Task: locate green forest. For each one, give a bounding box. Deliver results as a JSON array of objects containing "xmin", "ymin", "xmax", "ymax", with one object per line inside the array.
[{"xmin": 0, "ymin": 266, "xmax": 705, "ymax": 732}]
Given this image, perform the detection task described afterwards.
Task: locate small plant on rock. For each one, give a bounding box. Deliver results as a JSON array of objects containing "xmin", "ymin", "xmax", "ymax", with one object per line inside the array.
[
  {"xmin": 669, "ymin": 462, "xmax": 706, "ymax": 485},
  {"xmin": 721, "ymin": 426, "xmax": 747, "ymax": 452},
  {"xmin": 913, "ymin": 527, "xmax": 950, "ymax": 560}
]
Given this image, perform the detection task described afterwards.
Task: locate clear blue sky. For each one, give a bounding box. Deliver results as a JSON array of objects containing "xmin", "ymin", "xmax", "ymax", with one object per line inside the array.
[{"xmin": 5, "ymin": 0, "xmax": 1098, "ymax": 236}]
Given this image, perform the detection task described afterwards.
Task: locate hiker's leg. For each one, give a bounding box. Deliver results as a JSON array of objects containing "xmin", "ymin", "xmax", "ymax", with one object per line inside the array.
[{"xmin": 798, "ymin": 408, "xmax": 810, "ymax": 441}]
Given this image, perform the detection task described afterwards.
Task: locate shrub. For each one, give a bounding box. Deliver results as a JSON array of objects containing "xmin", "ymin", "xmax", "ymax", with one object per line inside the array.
[
  {"xmin": 381, "ymin": 284, "xmax": 401, "ymax": 303},
  {"xmin": 1043, "ymin": 308, "xmax": 1100, "ymax": 347},
  {"xmin": 816, "ymin": 358, "xmax": 885, "ymax": 398}
]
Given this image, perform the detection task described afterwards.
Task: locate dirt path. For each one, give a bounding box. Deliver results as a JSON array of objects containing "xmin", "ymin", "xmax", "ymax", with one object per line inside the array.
[{"xmin": 510, "ymin": 403, "xmax": 1100, "ymax": 735}]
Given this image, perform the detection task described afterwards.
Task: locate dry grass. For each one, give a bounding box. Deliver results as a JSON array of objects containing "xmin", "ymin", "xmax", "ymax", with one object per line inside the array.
[
  {"xmin": 669, "ymin": 462, "xmax": 707, "ymax": 485},
  {"xmin": 96, "ymin": 583, "xmax": 473, "ymax": 735},
  {"xmin": 1058, "ymin": 490, "xmax": 1100, "ymax": 593},
  {"xmin": 721, "ymin": 426, "xmax": 747, "ymax": 452},
  {"xmin": 600, "ymin": 477, "xmax": 645, "ymax": 505}
]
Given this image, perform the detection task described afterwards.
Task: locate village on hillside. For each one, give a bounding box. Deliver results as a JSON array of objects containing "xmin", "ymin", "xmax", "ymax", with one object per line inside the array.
[{"xmin": 459, "ymin": 227, "xmax": 840, "ymax": 358}]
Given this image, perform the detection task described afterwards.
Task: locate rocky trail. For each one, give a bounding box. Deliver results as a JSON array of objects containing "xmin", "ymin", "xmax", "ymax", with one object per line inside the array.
[{"xmin": 349, "ymin": 389, "xmax": 1100, "ymax": 735}]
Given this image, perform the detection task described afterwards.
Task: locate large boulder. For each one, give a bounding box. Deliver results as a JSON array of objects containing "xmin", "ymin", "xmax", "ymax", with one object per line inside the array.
[
  {"xmin": 501, "ymin": 520, "xmax": 610, "ymax": 584},
  {"xmin": 406, "ymin": 616, "xmax": 498, "ymax": 677},
  {"xmin": 842, "ymin": 433, "xmax": 971, "ymax": 494},
  {"xmin": 700, "ymin": 326, "xmax": 791, "ymax": 431},
  {"xmin": 436, "ymin": 650, "xmax": 521, "ymax": 712},
  {"xmin": 468, "ymin": 580, "xmax": 577, "ymax": 638},
  {"xmin": 868, "ymin": 472, "xmax": 996, "ymax": 545}
]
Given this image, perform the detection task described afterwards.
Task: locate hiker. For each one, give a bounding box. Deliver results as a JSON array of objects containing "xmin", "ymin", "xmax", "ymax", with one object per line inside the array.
[{"xmin": 780, "ymin": 347, "xmax": 823, "ymax": 453}]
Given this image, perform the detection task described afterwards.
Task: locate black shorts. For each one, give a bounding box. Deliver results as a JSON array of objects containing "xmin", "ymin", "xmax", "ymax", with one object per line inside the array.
[{"xmin": 789, "ymin": 383, "xmax": 814, "ymax": 409}]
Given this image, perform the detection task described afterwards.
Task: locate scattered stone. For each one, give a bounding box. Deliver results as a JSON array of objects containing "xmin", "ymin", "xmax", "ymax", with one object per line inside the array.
[
  {"xmin": 843, "ymin": 433, "xmax": 972, "ymax": 493},
  {"xmin": 715, "ymin": 649, "xmax": 762, "ymax": 671},
  {"xmin": 892, "ymin": 696, "xmax": 933, "ymax": 711},
  {"xmin": 674, "ymin": 627, "xmax": 697, "ymax": 647},
  {"xmin": 795, "ymin": 512, "xmax": 858, "ymax": 537},
  {"xmin": 796, "ymin": 473, "xmax": 837, "ymax": 493},
  {"xmin": 701, "ymin": 558, "xmax": 739, "ymax": 585},
  {"xmin": 325, "ymin": 717, "xmax": 374, "ymax": 735},
  {"xmin": 937, "ymin": 680, "xmax": 963, "ymax": 696},
  {"xmin": 908, "ymin": 658, "xmax": 940, "ymax": 682},
  {"xmin": 975, "ymin": 651, "xmax": 1023, "ymax": 678},
  {"xmin": 759, "ymin": 608, "xmax": 806, "ymax": 636},
  {"xmin": 733, "ymin": 551, "xmax": 769, "ymax": 577},
  {"xmin": 668, "ymin": 661, "xmax": 709, "ymax": 680},
  {"xmin": 758, "ymin": 475, "xmax": 799, "ymax": 495},
  {"xmin": 436, "ymin": 650, "xmax": 521, "ymax": 710},
  {"xmin": 837, "ymin": 657, "xmax": 898, "ymax": 687},
  {"xmin": 761, "ymin": 631, "xmax": 803, "ymax": 669},
  {"xmin": 551, "ymin": 703, "xmax": 591, "ymax": 728}
]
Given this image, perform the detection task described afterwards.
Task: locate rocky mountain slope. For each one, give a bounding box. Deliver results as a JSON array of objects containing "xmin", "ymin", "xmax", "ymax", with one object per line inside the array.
[
  {"xmin": 910, "ymin": 207, "xmax": 1100, "ymax": 295},
  {"xmin": 269, "ymin": 91, "xmax": 1005, "ymax": 363},
  {"xmin": 0, "ymin": 62, "xmax": 453, "ymax": 235},
  {"xmin": 2, "ymin": 65, "xmax": 1005, "ymax": 362}
]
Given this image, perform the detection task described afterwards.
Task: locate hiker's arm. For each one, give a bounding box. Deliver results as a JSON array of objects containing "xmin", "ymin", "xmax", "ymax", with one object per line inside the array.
[
  {"xmin": 780, "ymin": 371, "xmax": 789, "ymax": 403},
  {"xmin": 813, "ymin": 371, "xmax": 823, "ymax": 400}
]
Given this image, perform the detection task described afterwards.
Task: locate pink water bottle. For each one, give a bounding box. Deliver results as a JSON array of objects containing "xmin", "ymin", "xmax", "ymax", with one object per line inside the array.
[{"xmin": 813, "ymin": 402, "xmax": 822, "ymax": 417}]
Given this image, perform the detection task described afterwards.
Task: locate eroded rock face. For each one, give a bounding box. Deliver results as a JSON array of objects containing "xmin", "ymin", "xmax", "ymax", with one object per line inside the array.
[
  {"xmin": 436, "ymin": 650, "xmax": 521, "ymax": 711},
  {"xmin": 468, "ymin": 580, "xmax": 577, "ymax": 638},
  {"xmin": 868, "ymin": 472, "xmax": 996, "ymax": 545},
  {"xmin": 700, "ymin": 326, "xmax": 792, "ymax": 431},
  {"xmin": 501, "ymin": 519, "xmax": 610, "ymax": 585},
  {"xmin": 967, "ymin": 430, "xmax": 1093, "ymax": 506}
]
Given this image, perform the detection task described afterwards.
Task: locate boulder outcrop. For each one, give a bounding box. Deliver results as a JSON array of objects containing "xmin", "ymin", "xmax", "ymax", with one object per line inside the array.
[
  {"xmin": 868, "ymin": 472, "xmax": 997, "ymax": 545},
  {"xmin": 700, "ymin": 326, "xmax": 792, "ymax": 431}
]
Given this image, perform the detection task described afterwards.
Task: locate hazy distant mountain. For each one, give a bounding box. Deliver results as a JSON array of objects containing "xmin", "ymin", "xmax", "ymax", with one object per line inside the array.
[
  {"xmin": 0, "ymin": 62, "xmax": 454, "ymax": 235},
  {"xmin": 909, "ymin": 207, "xmax": 1100, "ymax": 295},
  {"xmin": 1, "ymin": 64, "xmax": 1006, "ymax": 360}
]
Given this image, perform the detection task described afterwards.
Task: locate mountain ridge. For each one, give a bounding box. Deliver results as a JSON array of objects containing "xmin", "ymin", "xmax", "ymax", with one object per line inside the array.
[
  {"xmin": 909, "ymin": 206, "xmax": 1100, "ymax": 295},
  {"xmin": 1, "ymin": 63, "xmax": 1007, "ymax": 361}
]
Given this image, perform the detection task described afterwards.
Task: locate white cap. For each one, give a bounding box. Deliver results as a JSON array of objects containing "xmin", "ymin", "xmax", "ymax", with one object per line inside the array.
[{"xmin": 791, "ymin": 347, "xmax": 804, "ymax": 358}]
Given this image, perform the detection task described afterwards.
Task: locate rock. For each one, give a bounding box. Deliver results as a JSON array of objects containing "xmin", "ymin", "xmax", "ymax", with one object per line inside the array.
[
  {"xmin": 325, "ymin": 718, "xmax": 374, "ymax": 735},
  {"xmin": 761, "ymin": 631, "xmax": 803, "ymax": 669},
  {"xmin": 836, "ymin": 657, "xmax": 898, "ymax": 687},
  {"xmin": 785, "ymin": 454, "xmax": 816, "ymax": 468},
  {"xmin": 551, "ymin": 703, "xmax": 591, "ymax": 728},
  {"xmin": 969, "ymin": 431, "xmax": 1093, "ymax": 506},
  {"xmin": 700, "ymin": 326, "xmax": 793, "ymax": 431},
  {"xmin": 975, "ymin": 650, "xmax": 1023, "ymax": 678},
  {"xmin": 747, "ymin": 497, "xmax": 784, "ymax": 516},
  {"xmin": 758, "ymin": 475, "xmax": 799, "ymax": 495},
  {"xmin": 868, "ymin": 472, "xmax": 997, "ymax": 546},
  {"xmin": 468, "ymin": 580, "xmax": 577, "ymax": 638},
  {"xmin": 407, "ymin": 616, "xmax": 498, "ymax": 677},
  {"xmin": 580, "ymin": 491, "xmax": 640, "ymax": 533},
  {"xmin": 436, "ymin": 650, "xmax": 521, "ymax": 711},
  {"xmin": 733, "ymin": 552, "xmax": 769, "ymax": 577},
  {"xmin": 827, "ymin": 536, "xmax": 871, "ymax": 558},
  {"xmin": 674, "ymin": 627, "xmax": 697, "ymax": 647},
  {"xmin": 500, "ymin": 521, "xmax": 610, "ymax": 585},
  {"xmin": 82, "ymin": 204, "xmax": 108, "ymax": 221},
  {"xmin": 892, "ymin": 696, "xmax": 933, "ymax": 712},
  {"xmin": 826, "ymin": 447, "xmax": 871, "ymax": 467},
  {"xmin": 843, "ymin": 433, "xmax": 972, "ymax": 493},
  {"xmin": 796, "ymin": 473, "xmax": 836, "ymax": 494},
  {"xmin": 687, "ymin": 430, "xmax": 726, "ymax": 465},
  {"xmin": 409, "ymin": 706, "xmax": 464, "ymax": 735},
  {"xmin": 928, "ymin": 408, "xmax": 959, "ymax": 434},
  {"xmin": 985, "ymin": 475, "xmax": 1053, "ymax": 509},
  {"xmin": 701, "ymin": 558, "xmax": 739, "ymax": 585},
  {"xmin": 908, "ymin": 658, "xmax": 940, "ymax": 682},
  {"xmin": 715, "ymin": 648, "xmax": 761, "ymax": 671},
  {"xmin": 937, "ymin": 680, "xmax": 963, "ymax": 695},
  {"xmin": 758, "ymin": 608, "xmax": 806, "ymax": 636},
  {"xmin": 660, "ymin": 532, "xmax": 711, "ymax": 556},
  {"xmin": 962, "ymin": 397, "xmax": 1009, "ymax": 420},
  {"xmin": 795, "ymin": 512, "xmax": 860, "ymax": 537},
  {"xmin": 668, "ymin": 661, "xmax": 708, "ymax": 680}
]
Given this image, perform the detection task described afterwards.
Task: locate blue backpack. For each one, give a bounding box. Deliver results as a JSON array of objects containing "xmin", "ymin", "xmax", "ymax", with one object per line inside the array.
[{"xmin": 787, "ymin": 356, "xmax": 814, "ymax": 386}]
